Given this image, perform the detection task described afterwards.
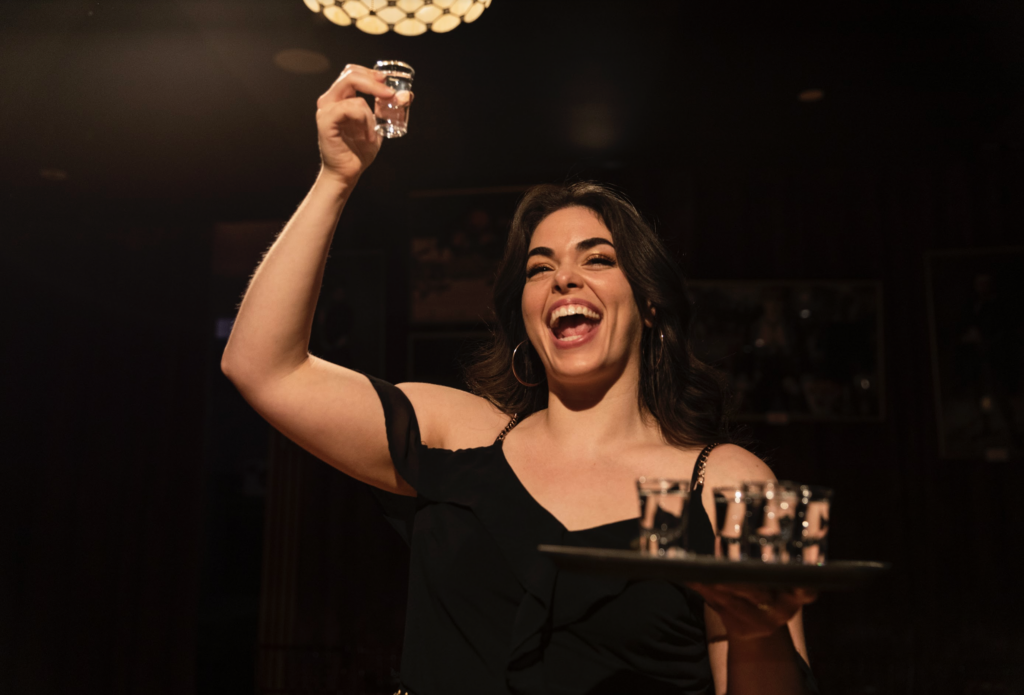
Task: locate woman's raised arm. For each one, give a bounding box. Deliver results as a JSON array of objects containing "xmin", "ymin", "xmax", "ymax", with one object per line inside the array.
[{"xmin": 221, "ymin": 65, "xmax": 415, "ymax": 494}]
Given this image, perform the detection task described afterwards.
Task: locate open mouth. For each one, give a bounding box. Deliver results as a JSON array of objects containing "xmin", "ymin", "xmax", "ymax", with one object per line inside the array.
[{"xmin": 549, "ymin": 304, "xmax": 602, "ymax": 342}]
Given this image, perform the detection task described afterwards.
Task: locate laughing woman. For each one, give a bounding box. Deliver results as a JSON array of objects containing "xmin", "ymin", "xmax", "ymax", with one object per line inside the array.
[{"xmin": 221, "ymin": 64, "xmax": 818, "ymax": 695}]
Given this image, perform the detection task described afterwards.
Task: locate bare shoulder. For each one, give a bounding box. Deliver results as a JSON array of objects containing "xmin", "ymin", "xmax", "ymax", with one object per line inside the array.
[
  {"xmin": 396, "ymin": 382, "xmax": 510, "ymax": 450},
  {"xmin": 702, "ymin": 443, "xmax": 775, "ymax": 489}
]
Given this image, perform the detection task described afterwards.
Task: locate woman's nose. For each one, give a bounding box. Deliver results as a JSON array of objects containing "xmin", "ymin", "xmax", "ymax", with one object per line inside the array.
[{"xmin": 553, "ymin": 266, "xmax": 581, "ymax": 292}]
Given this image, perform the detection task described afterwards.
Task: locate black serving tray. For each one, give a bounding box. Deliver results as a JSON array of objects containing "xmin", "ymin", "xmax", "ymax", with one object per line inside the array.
[{"xmin": 539, "ymin": 545, "xmax": 889, "ymax": 591}]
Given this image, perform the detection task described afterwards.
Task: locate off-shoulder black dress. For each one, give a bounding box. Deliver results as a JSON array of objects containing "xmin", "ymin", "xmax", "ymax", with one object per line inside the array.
[{"xmin": 365, "ymin": 375, "xmax": 810, "ymax": 695}]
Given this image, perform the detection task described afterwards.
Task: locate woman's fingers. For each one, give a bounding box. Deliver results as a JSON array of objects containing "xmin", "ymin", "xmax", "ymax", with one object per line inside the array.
[
  {"xmin": 790, "ymin": 586, "xmax": 818, "ymax": 605},
  {"xmin": 317, "ymin": 64, "xmax": 394, "ymax": 108},
  {"xmin": 718, "ymin": 584, "xmax": 818, "ymax": 610},
  {"xmin": 317, "ymin": 97, "xmax": 375, "ymax": 137},
  {"xmin": 713, "ymin": 584, "xmax": 776, "ymax": 605},
  {"xmin": 693, "ymin": 584, "xmax": 781, "ymax": 637},
  {"xmin": 688, "ymin": 582, "xmax": 817, "ymax": 640}
]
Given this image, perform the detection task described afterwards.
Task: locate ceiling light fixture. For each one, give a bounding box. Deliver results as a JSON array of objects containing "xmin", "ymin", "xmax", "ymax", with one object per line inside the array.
[{"xmin": 303, "ymin": 0, "xmax": 491, "ymax": 36}]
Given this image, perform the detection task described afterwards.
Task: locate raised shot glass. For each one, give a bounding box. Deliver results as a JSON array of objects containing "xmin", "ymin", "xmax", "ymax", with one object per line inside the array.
[{"xmin": 373, "ymin": 60, "xmax": 414, "ymax": 138}]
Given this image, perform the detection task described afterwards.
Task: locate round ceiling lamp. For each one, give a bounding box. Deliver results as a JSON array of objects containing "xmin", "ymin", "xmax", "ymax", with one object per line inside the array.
[{"xmin": 302, "ymin": 0, "xmax": 491, "ymax": 36}]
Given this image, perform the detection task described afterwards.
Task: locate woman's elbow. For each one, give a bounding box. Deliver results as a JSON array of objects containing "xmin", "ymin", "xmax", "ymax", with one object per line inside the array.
[{"xmin": 220, "ymin": 344, "xmax": 248, "ymax": 387}]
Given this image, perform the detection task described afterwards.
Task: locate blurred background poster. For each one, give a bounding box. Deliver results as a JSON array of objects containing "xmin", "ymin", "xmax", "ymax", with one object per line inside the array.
[
  {"xmin": 690, "ymin": 282, "xmax": 884, "ymax": 422},
  {"xmin": 407, "ymin": 186, "xmax": 529, "ymax": 386},
  {"xmin": 927, "ymin": 247, "xmax": 1024, "ymax": 459},
  {"xmin": 408, "ymin": 186, "xmax": 528, "ymax": 326}
]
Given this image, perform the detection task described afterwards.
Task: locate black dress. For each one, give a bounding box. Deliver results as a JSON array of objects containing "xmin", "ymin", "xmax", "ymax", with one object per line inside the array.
[{"xmin": 366, "ymin": 375, "xmax": 808, "ymax": 695}]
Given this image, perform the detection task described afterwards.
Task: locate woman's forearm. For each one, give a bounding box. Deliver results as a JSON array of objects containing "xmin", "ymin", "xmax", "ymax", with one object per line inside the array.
[
  {"xmin": 221, "ymin": 169, "xmax": 356, "ymax": 388},
  {"xmin": 726, "ymin": 627, "xmax": 812, "ymax": 695}
]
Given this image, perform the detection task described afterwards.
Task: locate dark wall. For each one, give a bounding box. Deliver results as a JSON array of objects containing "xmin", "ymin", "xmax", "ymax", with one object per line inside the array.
[{"xmin": 2, "ymin": 202, "xmax": 211, "ymax": 695}]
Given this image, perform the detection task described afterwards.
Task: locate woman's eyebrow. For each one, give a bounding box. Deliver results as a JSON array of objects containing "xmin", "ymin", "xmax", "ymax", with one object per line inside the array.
[
  {"xmin": 527, "ymin": 237, "xmax": 615, "ymax": 259},
  {"xmin": 577, "ymin": 237, "xmax": 614, "ymax": 251}
]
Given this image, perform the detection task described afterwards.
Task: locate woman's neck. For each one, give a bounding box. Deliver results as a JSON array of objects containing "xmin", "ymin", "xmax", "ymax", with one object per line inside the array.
[{"xmin": 540, "ymin": 361, "xmax": 661, "ymax": 451}]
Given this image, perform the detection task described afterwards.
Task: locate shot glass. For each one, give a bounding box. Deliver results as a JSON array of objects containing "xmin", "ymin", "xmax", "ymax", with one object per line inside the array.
[
  {"xmin": 791, "ymin": 485, "xmax": 832, "ymax": 565},
  {"xmin": 741, "ymin": 481, "xmax": 768, "ymax": 560},
  {"xmin": 742, "ymin": 481, "xmax": 798, "ymax": 562},
  {"xmin": 373, "ymin": 60, "xmax": 414, "ymax": 138},
  {"xmin": 712, "ymin": 485, "xmax": 746, "ymax": 560},
  {"xmin": 637, "ymin": 478, "xmax": 690, "ymax": 558}
]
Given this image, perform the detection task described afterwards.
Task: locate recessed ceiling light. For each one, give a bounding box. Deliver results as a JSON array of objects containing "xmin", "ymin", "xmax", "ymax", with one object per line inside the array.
[
  {"xmin": 798, "ymin": 89, "xmax": 824, "ymax": 102},
  {"xmin": 40, "ymin": 168, "xmax": 69, "ymax": 182},
  {"xmin": 273, "ymin": 49, "xmax": 331, "ymax": 75}
]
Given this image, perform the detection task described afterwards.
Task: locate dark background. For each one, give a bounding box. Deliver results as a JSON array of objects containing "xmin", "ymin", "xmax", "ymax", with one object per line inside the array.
[{"xmin": 3, "ymin": 1, "xmax": 1023, "ymax": 694}]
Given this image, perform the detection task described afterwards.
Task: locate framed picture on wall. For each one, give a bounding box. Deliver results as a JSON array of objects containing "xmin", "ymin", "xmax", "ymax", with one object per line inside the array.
[
  {"xmin": 926, "ymin": 247, "xmax": 1024, "ymax": 459},
  {"xmin": 409, "ymin": 185, "xmax": 532, "ymax": 326},
  {"xmin": 689, "ymin": 281, "xmax": 884, "ymax": 422}
]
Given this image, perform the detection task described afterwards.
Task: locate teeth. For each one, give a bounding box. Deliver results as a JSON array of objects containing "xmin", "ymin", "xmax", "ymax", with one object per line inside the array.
[{"xmin": 548, "ymin": 304, "xmax": 602, "ymax": 328}]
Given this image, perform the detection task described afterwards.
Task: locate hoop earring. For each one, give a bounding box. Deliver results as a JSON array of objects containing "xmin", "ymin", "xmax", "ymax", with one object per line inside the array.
[
  {"xmin": 512, "ymin": 340, "xmax": 543, "ymax": 387},
  {"xmin": 648, "ymin": 329, "xmax": 665, "ymax": 373}
]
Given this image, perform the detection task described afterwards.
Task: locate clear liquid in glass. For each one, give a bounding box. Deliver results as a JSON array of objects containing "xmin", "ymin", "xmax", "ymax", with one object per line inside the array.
[
  {"xmin": 373, "ymin": 61, "xmax": 414, "ymax": 139},
  {"xmin": 792, "ymin": 498, "xmax": 830, "ymax": 565},
  {"xmin": 743, "ymin": 494, "xmax": 767, "ymax": 559},
  {"xmin": 637, "ymin": 488, "xmax": 689, "ymax": 557},
  {"xmin": 713, "ymin": 489, "xmax": 746, "ymax": 560}
]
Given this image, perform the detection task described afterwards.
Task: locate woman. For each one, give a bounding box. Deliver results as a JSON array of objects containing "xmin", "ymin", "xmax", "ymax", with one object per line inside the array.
[{"xmin": 222, "ymin": 64, "xmax": 817, "ymax": 695}]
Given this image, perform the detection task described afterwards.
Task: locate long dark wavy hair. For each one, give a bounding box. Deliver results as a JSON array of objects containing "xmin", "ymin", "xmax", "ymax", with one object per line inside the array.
[{"xmin": 464, "ymin": 182, "xmax": 736, "ymax": 449}]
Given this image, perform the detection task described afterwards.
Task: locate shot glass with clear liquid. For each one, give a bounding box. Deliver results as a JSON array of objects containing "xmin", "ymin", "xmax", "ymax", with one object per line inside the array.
[
  {"xmin": 790, "ymin": 485, "xmax": 832, "ymax": 565},
  {"xmin": 373, "ymin": 60, "xmax": 414, "ymax": 138},
  {"xmin": 764, "ymin": 482, "xmax": 799, "ymax": 562},
  {"xmin": 741, "ymin": 481, "xmax": 768, "ymax": 560},
  {"xmin": 712, "ymin": 485, "xmax": 746, "ymax": 560},
  {"xmin": 637, "ymin": 478, "xmax": 690, "ymax": 557},
  {"xmin": 742, "ymin": 481, "xmax": 798, "ymax": 562}
]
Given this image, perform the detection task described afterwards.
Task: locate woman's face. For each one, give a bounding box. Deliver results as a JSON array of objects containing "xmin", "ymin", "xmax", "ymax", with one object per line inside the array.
[{"xmin": 522, "ymin": 206, "xmax": 645, "ymax": 386}]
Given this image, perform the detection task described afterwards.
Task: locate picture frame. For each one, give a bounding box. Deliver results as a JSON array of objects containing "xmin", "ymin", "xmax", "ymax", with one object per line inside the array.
[
  {"xmin": 409, "ymin": 186, "xmax": 531, "ymax": 327},
  {"xmin": 926, "ymin": 247, "xmax": 1024, "ymax": 459},
  {"xmin": 689, "ymin": 281, "xmax": 885, "ymax": 422}
]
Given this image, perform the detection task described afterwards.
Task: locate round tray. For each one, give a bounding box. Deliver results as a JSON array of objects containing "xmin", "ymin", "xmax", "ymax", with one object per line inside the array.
[{"xmin": 539, "ymin": 545, "xmax": 890, "ymax": 591}]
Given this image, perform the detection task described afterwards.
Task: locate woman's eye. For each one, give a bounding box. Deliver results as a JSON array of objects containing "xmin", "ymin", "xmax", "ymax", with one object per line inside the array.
[
  {"xmin": 586, "ymin": 255, "xmax": 616, "ymax": 267},
  {"xmin": 526, "ymin": 265, "xmax": 550, "ymax": 278}
]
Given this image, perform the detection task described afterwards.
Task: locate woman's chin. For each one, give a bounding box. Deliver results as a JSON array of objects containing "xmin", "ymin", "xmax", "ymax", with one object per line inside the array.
[{"xmin": 544, "ymin": 352, "xmax": 624, "ymax": 385}]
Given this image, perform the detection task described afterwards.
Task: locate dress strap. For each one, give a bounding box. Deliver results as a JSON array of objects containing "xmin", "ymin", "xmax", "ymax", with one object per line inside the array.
[
  {"xmin": 495, "ymin": 413, "xmax": 519, "ymax": 443},
  {"xmin": 686, "ymin": 442, "xmax": 721, "ymax": 555},
  {"xmin": 690, "ymin": 442, "xmax": 720, "ymax": 492}
]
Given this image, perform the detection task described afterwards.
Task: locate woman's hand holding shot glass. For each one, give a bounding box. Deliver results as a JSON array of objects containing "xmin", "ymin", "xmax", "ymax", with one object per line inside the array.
[
  {"xmin": 223, "ymin": 63, "xmax": 411, "ymax": 420},
  {"xmin": 315, "ymin": 64, "xmax": 411, "ymax": 187}
]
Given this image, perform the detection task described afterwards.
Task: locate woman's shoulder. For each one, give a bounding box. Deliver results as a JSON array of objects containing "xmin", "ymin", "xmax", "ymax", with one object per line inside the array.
[
  {"xmin": 396, "ymin": 381, "xmax": 512, "ymax": 450},
  {"xmin": 702, "ymin": 443, "xmax": 775, "ymax": 489}
]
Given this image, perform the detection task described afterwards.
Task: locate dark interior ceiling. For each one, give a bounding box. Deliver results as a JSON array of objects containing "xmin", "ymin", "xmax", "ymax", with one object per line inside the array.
[{"xmin": 2, "ymin": 0, "xmax": 1023, "ymax": 210}]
